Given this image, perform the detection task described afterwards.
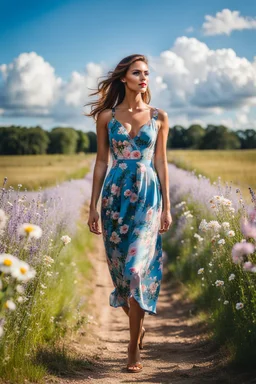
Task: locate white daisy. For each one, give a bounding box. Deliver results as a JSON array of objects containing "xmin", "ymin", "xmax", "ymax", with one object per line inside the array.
[
  {"xmin": 18, "ymin": 223, "xmax": 42, "ymax": 239},
  {"xmin": 0, "ymin": 254, "xmax": 20, "ymax": 274}
]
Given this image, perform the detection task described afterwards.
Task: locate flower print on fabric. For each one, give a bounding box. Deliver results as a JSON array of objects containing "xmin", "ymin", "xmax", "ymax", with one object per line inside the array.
[{"xmin": 100, "ymin": 107, "xmax": 163, "ymax": 316}]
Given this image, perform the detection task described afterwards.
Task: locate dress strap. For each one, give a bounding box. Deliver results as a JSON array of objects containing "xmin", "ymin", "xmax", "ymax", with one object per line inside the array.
[
  {"xmin": 112, "ymin": 107, "xmax": 116, "ymax": 118},
  {"xmin": 152, "ymin": 107, "xmax": 159, "ymax": 120}
]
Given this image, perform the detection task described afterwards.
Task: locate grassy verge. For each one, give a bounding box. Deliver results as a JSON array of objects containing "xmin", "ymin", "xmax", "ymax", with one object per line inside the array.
[
  {"xmin": 0, "ymin": 219, "xmax": 94, "ymax": 384},
  {"xmin": 164, "ymin": 193, "xmax": 256, "ymax": 367}
]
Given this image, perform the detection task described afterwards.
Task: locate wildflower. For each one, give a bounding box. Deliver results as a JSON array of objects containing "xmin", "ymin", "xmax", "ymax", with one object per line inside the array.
[
  {"xmin": 198, "ymin": 268, "xmax": 204, "ymax": 275},
  {"xmin": 207, "ymin": 221, "xmax": 222, "ymax": 233},
  {"xmin": 241, "ymin": 219, "xmax": 256, "ymax": 240},
  {"xmin": 224, "ymin": 300, "xmax": 229, "ymax": 305},
  {"xmin": 61, "ymin": 235, "xmax": 71, "ymax": 245},
  {"xmin": 236, "ymin": 302, "xmax": 244, "ymax": 310},
  {"xmin": 43, "ymin": 255, "xmax": 54, "ymax": 265},
  {"xmin": 183, "ymin": 210, "xmax": 193, "ymax": 218},
  {"xmin": 199, "ymin": 219, "xmax": 208, "ymax": 232},
  {"xmin": 17, "ymin": 296, "xmax": 24, "ymax": 303},
  {"xmin": 0, "ymin": 209, "xmax": 8, "ymax": 230},
  {"xmin": 218, "ymin": 239, "xmax": 225, "ymax": 246},
  {"xmin": 222, "ymin": 222, "xmax": 230, "ymax": 231},
  {"xmin": 0, "ymin": 254, "xmax": 20, "ymax": 274},
  {"xmin": 231, "ymin": 242, "xmax": 255, "ymax": 264},
  {"xmin": 243, "ymin": 261, "xmax": 255, "ymax": 271},
  {"xmin": 226, "ymin": 230, "xmax": 235, "ymax": 237},
  {"xmin": 11, "ymin": 260, "xmax": 36, "ymax": 282},
  {"xmin": 4, "ymin": 300, "xmax": 16, "ymax": 311},
  {"xmin": 175, "ymin": 201, "xmax": 186, "ymax": 209},
  {"xmin": 194, "ymin": 233, "xmax": 204, "ymax": 242},
  {"xmin": 18, "ymin": 223, "xmax": 42, "ymax": 239},
  {"xmin": 215, "ymin": 280, "xmax": 224, "ymax": 286},
  {"xmin": 228, "ymin": 273, "xmax": 235, "ymax": 281},
  {"xmin": 16, "ymin": 284, "xmax": 25, "ymax": 294}
]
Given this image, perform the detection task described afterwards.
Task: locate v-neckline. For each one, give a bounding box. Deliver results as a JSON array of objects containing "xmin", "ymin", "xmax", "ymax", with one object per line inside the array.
[
  {"xmin": 111, "ymin": 108, "xmax": 155, "ymax": 141},
  {"xmin": 114, "ymin": 118, "xmax": 153, "ymax": 141}
]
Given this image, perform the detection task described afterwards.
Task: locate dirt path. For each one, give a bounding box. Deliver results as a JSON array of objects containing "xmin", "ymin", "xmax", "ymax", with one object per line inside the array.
[{"xmin": 50, "ymin": 203, "xmax": 255, "ymax": 384}]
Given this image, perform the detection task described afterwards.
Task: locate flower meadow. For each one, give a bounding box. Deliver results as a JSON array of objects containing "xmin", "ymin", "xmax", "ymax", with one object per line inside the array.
[
  {"xmin": 0, "ymin": 163, "xmax": 94, "ymax": 383},
  {"xmin": 165, "ymin": 163, "xmax": 256, "ymax": 365}
]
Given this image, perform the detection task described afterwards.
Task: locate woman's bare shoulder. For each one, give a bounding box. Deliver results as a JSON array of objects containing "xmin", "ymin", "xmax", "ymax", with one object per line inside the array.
[{"xmin": 97, "ymin": 108, "xmax": 113, "ymax": 127}]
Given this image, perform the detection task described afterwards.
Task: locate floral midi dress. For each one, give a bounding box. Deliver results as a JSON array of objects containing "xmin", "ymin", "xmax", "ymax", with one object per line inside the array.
[{"xmin": 100, "ymin": 106, "xmax": 163, "ymax": 315}]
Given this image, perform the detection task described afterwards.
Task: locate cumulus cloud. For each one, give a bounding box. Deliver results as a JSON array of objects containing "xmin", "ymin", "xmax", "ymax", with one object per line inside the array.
[
  {"xmin": 1, "ymin": 37, "xmax": 256, "ymax": 130},
  {"xmin": 149, "ymin": 36, "xmax": 256, "ymax": 116},
  {"xmin": 202, "ymin": 9, "xmax": 256, "ymax": 36},
  {"xmin": 0, "ymin": 52, "xmax": 63, "ymax": 115}
]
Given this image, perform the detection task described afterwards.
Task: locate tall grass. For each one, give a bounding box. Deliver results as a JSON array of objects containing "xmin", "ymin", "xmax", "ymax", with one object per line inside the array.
[
  {"xmin": 0, "ymin": 170, "xmax": 94, "ymax": 383},
  {"xmin": 167, "ymin": 149, "xmax": 256, "ymax": 204},
  {"xmin": 165, "ymin": 162, "xmax": 256, "ymax": 366}
]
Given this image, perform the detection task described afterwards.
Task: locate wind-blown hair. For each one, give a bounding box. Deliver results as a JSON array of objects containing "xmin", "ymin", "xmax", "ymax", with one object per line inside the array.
[{"xmin": 84, "ymin": 54, "xmax": 151, "ymax": 121}]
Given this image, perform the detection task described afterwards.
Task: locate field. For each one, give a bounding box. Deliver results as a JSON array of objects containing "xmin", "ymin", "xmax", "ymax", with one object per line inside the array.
[
  {"xmin": 0, "ymin": 153, "xmax": 96, "ymax": 190},
  {"xmin": 167, "ymin": 149, "xmax": 256, "ymax": 203},
  {"xmin": 1, "ymin": 150, "xmax": 256, "ymax": 382}
]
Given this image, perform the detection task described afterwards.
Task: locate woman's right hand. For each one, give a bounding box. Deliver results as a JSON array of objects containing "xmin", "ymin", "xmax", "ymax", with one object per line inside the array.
[{"xmin": 87, "ymin": 209, "xmax": 102, "ymax": 235}]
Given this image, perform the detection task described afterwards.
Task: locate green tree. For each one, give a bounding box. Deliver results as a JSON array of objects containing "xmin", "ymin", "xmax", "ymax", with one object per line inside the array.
[
  {"xmin": 76, "ymin": 130, "xmax": 90, "ymax": 153},
  {"xmin": 200, "ymin": 125, "xmax": 241, "ymax": 149},
  {"xmin": 169, "ymin": 126, "xmax": 189, "ymax": 148},
  {"xmin": 186, "ymin": 124, "xmax": 205, "ymax": 149},
  {"xmin": 236, "ymin": 129, "xmax": 256, "ymax": 149},
  {"xmin": 86, "ymin": 131, "xmax": 97, "ymax": 152},
  {"xmin": 48, "ymin": 127, "xmax": 79, "ymax": 154}
]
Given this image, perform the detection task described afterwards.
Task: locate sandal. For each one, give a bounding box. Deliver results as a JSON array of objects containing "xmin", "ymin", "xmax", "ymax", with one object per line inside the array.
[
  {"xmin": 139, "ymin": 327, "xmax": 146, "ymax": 350},
  {"xmin": 127, "ymin": 344, "xmax": 143, "ymax": 373},
  {"xmin": 126, "ymin": 362, "xmax": 143, "ymax": 373}
]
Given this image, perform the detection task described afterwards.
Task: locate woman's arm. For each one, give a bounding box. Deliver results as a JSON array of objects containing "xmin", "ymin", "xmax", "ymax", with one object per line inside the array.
[
  {"xmin": 87, "ymin": 110, "xmax": 111, "ymax": 235},
  {"xmin": 154, "ymin": 109, "xmax": 172, "ymax": 233}
]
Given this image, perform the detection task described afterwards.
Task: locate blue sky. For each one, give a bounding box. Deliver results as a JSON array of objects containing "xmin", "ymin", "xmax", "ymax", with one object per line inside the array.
[{"xmin": 1, "ymin": 0, "xmax": 256, "ymax": 131}]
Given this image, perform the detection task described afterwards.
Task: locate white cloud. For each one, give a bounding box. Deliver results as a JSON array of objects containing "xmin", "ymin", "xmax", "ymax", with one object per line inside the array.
[
  {"xmin": 149, "ymin": 36, "xmax": 256, "ymax": 115},
  {"xmin": 202, "ymin": 9, "xmax": 256, "ymax": 36},
  {"xmin": 0, "ymin": 52, "xmax": 62, "ymax": 115},
  {"xmin": 185, "ymin": 26, "xmax": 194, "ymax": 33},
  {"xmin": 1, "ymin": 37, "xmax": 256, "ymax": 130}
]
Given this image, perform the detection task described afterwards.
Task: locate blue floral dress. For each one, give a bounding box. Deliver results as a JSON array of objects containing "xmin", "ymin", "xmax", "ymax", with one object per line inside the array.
[{"xmin": 100, "ymin": 106, "xmax": 163, "ymax": 315}]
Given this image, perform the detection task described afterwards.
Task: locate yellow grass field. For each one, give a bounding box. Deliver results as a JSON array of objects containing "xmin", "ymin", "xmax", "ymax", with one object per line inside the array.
[
  {"xmin": 0, "ymin": 153, "xmax": 95, "ymax": 190},
  {"xmin": 167, "ymin": 149, "xmax": 256, "ymax": 203}
]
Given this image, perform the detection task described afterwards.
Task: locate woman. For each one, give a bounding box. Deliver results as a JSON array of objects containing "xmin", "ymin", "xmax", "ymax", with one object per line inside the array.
[{"xmin": 86, "ymin": 54, "xmax": 172, "ymax": 373}]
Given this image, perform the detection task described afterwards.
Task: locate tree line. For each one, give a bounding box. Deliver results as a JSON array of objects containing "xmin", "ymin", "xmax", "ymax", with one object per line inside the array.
[
  {"xmin": 0, "ymin": 124, "xmax": 255, "ymax": 155},
  {"xmin": 0, "ymin": 126, "xmax": 97, "ymax": 155}
]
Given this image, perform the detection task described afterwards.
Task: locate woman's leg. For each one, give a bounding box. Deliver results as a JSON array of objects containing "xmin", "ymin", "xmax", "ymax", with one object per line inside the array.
[
  {"xmin": 122, "ymin": 305, "xmax": 145, "ymax": 346},
  {"xmin": 127, "ymin": 296, "xmax": 145, "ymax": 368}
]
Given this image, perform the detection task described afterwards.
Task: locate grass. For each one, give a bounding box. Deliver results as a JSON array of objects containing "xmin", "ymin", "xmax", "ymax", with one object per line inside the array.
[
  {"xmin": 0, "ymin": 219, "xmax": 95, "ymax": 384},
  {"xmin": 0, "ymin": 153, "xmax": 96, "ymax": 190},
  {"xmin": 167, "ymin": 149, "xmax": 256, "ymax": 203}
]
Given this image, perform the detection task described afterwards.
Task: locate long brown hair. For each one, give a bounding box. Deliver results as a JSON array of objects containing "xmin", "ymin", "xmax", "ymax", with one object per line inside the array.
[{"xmin": 84, "ymin": 54, "xmax": 151, "ymax": 121}]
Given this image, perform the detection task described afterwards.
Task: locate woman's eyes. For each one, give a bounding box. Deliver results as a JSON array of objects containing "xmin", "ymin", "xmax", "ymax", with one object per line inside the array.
[{"xmin": 133, "ymin": 71, "xmax": 150, "ymax": 75}]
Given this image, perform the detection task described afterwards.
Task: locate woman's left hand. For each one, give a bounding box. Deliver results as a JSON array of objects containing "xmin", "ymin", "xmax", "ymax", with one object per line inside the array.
[{"xmin": 159, "ymin": 210, "xmax": 173, "ymax": 234}]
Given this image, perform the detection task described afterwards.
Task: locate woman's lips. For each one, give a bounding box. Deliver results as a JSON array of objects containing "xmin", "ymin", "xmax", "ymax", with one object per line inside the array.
[{"xmin": 139, "ymin": 83, "xmax": 147, "ymax": 87}]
